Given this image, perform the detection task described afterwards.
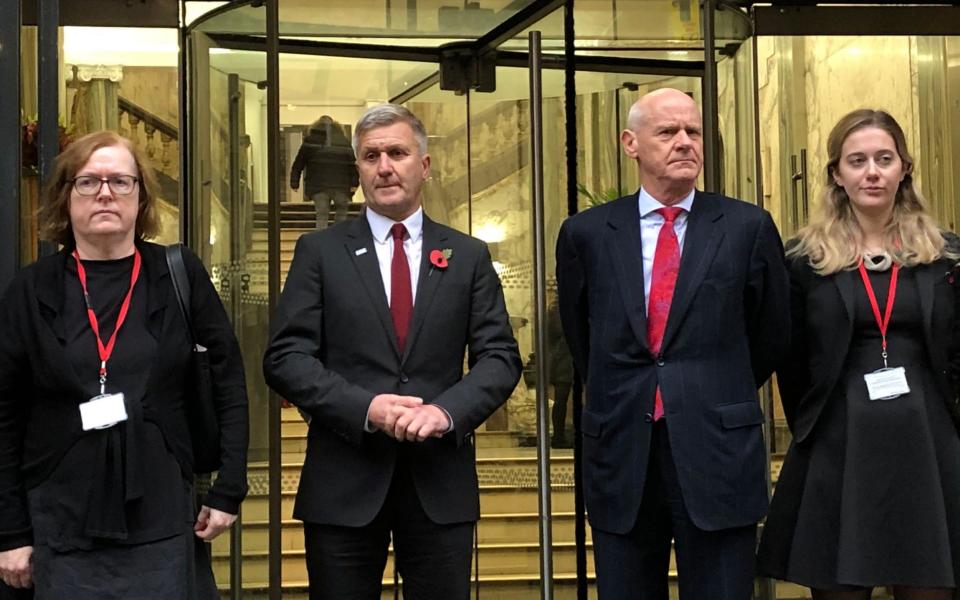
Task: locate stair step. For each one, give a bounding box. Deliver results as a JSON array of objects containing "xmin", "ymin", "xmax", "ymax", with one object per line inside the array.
[
  {"xmin": 212, "ymin": 541, "xmax": 595, "ymax": 583},
  {"xmin": 215, "ymin": 578, "xmax": 828, "ymax": 600},
  {"xmin": 210, "ymin": 512, "xmax": 592, "ymax": 553}
]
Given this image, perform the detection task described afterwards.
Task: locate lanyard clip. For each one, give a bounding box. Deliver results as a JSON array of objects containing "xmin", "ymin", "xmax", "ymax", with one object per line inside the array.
[{"xmin": 99, "ymin": 360, "xmax": 107, "ymax": 395}]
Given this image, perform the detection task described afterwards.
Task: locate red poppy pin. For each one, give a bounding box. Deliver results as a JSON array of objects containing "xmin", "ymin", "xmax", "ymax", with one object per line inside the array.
[{"xmin": 429, "ymin": 248, "xmax": 452, "ymax": 275}]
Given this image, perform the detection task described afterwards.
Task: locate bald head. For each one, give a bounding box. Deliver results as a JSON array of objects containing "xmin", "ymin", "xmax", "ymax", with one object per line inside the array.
[
  {"xmin": 626, "ymin": 88, "xmax": 700, "ymax": 131},
  {"xmin": 621, "ymin": 88, "xmax": 703, "ymax": 204}
]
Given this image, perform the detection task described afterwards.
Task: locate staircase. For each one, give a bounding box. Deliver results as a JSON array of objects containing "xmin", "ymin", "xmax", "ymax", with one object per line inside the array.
[
  {"xmin": 225, "ymin": 208, "xmax": 839, "ymax": 600},
  {"xmin": 248, "ymin": 201, "xmax": 364, "ymax": 292},
  {"xmin": 205, "ymin": 412, "xmax": 830, "ymax": 600}
]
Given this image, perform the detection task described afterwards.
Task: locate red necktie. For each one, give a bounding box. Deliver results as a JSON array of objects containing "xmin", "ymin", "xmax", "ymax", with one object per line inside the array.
[
  {"xmin": 647, "ymin": 207, "xmax": 684, "ymax": 421},
  {"xmin": 390, "ymin": 223, "xmax": 413, "ymax": 353}
]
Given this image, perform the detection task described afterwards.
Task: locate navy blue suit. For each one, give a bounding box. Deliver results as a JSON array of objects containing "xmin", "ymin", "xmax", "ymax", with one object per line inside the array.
[{"xmin": 556, "ymin": 191, "xmax": 789, "ymax": 599}]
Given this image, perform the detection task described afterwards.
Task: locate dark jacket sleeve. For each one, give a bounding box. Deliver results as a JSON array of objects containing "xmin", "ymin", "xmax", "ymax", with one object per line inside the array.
[
  {"xmin": 182, "ymin": 248, "xmax": 249, "ymax": 514},
  {"xmin": 944, "ymin": 233, "xmax": 960, "ymax": 403},
  {"xmin": 430, "ymin": 242, "xmax": 522, "ymax": 446},
  {"xmin": 0, "ymin": 274, "xmax": 34, "ymax": 551},
  {"xmin": 775, "ymin": 250, "xmax": 811, "ymax": 432},
  {"xmin": 556, "ymin": 219, "xmax": 590, "ymax": 381},
  {"xmin": 745, "ymin": 211, "xmax": 790, "ymax": 387},
  {"xmin": 290, "ymin": 144, "xmax": 307, "ymax": 190},
  {"xmin": 262, "ymin": 234, "xmax": 377, "ymax": 448}
]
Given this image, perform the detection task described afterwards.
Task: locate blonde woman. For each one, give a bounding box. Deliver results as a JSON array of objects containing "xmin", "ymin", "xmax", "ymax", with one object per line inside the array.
[{"xmin": 758, "ymin": 109, "xmax": 960, "ymax": 600}]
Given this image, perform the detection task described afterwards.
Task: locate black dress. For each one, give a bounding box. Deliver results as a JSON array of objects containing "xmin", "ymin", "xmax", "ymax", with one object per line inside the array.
[
  {"xmin": 759, "ymin": 266, "xmax": 960, "ymax": 589},
  {"xmin": 26, "ymin": 256, "xmax": 216, "ymax": 599}
]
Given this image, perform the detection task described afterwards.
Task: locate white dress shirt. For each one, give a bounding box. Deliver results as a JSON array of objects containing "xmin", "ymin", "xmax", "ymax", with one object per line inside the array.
[
  {"xmin": 638, "ymin": 187, "xmax": 696, "ymax": 314},
  {"xmin": 363, "ymin": 206, "xmax": 452, "ymax": 433},
  {"xmin": 366, "ymin": 206, "xmax": 423, "ymax": 305}
]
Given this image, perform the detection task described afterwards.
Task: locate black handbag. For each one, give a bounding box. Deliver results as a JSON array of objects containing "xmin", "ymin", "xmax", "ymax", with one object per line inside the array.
[{"xmin": 165, "ymin": 244, "xmax": 221, "ymax": 474}]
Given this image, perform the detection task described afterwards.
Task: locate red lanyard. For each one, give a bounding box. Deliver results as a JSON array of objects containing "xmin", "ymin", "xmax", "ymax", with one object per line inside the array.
[
  {"xmin": 857, "ymin": 260, "xmax": 899, "ymax": 367},
  {"xmin": 72, "ymin": 248, "xmax": 142, "ymax": 394}
]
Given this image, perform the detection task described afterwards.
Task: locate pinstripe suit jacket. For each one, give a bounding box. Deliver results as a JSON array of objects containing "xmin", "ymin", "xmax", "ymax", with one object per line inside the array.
[{"xmin": 556, "ymin": 191, "xmax": 790, "ymax": 534}]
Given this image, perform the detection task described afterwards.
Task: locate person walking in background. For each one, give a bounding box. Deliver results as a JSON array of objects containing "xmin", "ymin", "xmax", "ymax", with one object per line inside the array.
[
  {"xmin": 758, "ymin": 109, "xmax": 960, "ymax": 600},
  {"xmin": 264, "ymin": 104, "xmax": 521, "ymax": 600},
  {"xmin": 556, "ymin": 87, "xmax": 789, "ymax": 599},
  {"xmin": 0, "ymin": 131, "xmax": 248, "ymax": 599},
  {"xmin": 547, "ymin": 291, "xmax": 574, "ymax": 449},
  {"xmin": 290, "ymin": 115, "xmax": 359, "ymax": 229}
]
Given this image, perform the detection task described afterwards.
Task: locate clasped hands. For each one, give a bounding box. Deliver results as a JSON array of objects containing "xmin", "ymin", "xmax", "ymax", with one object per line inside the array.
[{"xmin": 368, "ymin": 394, "xmax": 450, "ymax": 442}]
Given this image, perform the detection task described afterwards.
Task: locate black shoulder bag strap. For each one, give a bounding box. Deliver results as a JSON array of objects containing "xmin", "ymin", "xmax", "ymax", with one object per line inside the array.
[{"xmin": 164, "ymin": 244, "xmax": 221, "ymax": 475}]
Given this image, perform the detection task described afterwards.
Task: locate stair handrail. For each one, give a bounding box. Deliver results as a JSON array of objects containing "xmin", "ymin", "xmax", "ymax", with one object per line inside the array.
[{"xmin": 118, "ymin": 96, "xmax": 177, "ymax": 141}]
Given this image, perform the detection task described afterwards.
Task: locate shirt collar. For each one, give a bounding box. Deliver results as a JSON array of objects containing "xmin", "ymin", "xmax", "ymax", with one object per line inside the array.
[
  {"xmin": 637, "ymin": 187, "xmax": 696, "ymax": 218},
  {"xmin": 366, "ymin": 206, "xmax": 424, "ymax": 243}
]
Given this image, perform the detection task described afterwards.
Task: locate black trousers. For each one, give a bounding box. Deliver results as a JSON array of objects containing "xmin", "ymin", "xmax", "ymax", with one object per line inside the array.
[
  {"xmin": 593, "ymin": 421, "xmax": 757, "ymax": 600},
  {"xmin": 303, "ymin": 458, "xmax": 474, "ymax": 600}
]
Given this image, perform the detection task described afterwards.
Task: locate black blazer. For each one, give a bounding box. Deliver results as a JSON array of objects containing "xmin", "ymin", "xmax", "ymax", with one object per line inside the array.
[
  {"xmin": 778, "ymin": 238, "xmax": 960, "ymax": 444},
  {"xmin": 263, "ymin": 214, "xmax": 521, "ymax": 527},
  {"xmin": 556, "ymin": 191, "xmax": 790, "ymax": 534},
  {"xmin": 0, "ymin": 241, "xmax": 249, "ymax": 552}
]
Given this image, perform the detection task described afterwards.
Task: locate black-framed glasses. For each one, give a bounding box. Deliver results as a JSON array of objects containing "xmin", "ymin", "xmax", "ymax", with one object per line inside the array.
[{"xmin": 71, "ymin": 175, "xmax": 139, "ymax": 196}]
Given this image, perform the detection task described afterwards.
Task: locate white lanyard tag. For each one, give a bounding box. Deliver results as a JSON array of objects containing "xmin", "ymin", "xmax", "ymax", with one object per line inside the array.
[
  {"xmin": 79, "ymin": 392, "xmax": 128, "ymax": 431},
  {"xmin": 863, "ymin": 367, "xmax": 910, "ymax": 401}
]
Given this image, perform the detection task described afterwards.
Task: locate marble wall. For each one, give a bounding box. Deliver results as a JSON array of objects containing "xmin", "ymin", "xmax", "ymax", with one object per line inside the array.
[{"xmin": 756, "ymin": 36, "xmax": 921, "ymax": 236}]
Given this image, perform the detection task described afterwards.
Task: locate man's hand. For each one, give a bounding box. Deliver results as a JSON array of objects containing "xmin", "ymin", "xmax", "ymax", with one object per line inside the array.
[
  {"xmin": 392, "ymin": 404, "xmax": 451, "ymax": 442},
  {"xmin": 194, "ymin": 506, "xmax": 237, "ymax": 541},
  {"xmin": 369, "ymin": 394, "xmax": 423, "ymax": 436},
  {"xmin": 0, "ymin": 546, "xmax": 32, "ymax": 589}
]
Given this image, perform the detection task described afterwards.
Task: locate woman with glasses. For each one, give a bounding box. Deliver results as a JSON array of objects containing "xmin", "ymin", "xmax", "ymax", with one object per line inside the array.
[
  {"xmin": 758, "ymin": 109, "xmax": 960, "ymax": 600},
  {"xmin": 0, "ymin": 131, "xmax": 249, "ymax": 598}
]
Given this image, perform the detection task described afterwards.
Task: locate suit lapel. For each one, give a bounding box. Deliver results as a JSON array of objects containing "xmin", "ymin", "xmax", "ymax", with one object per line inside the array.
[
  {"xmin": 140, "ymin": 243, "xmax": 171, "ymax": 343},
  {"xmin": 345, "ymin": 217, "xmax": 402, "ymax": 359},
  {"xmin": 660, "ymin": 192, "xmax": 724, "ymax": 351},
  {"xmin": 403, "ymin": 216, "xmax": 447, "ymax": 364},
  {"xmin": 914, "ymin": 261, "xmax": 937, "ymax": 358},
  {"xmin": 35, "ymin": 250, "xmax": 69, "ymax": 344},
  {"xmin": 603, "ymin": 196, "xmax": 649, "ymax": 352},
  {"xmin": 834, "ymin": 266, "xmax": 857, "ymax": 324}
]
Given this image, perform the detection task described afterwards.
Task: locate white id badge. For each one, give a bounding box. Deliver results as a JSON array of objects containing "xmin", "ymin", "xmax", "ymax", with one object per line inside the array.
[
  {"xmin": 79, "ymin": 393, "xmax": 128, "ymax": 431},
  {"xmin": 863, "ymin": 367, "xmax": 910, "ymax": 401}
]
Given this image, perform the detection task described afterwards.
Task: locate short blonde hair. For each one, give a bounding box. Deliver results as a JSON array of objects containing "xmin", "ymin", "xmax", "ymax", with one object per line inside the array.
[{"xmin": 38, "ymin": 130, "xmax": 161, "ymax": 248}]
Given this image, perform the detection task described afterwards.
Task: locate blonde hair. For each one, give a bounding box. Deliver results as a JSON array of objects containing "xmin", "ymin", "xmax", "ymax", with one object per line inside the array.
[
  {"xmin": 38, "ymin": 130, "xmax": 161, "ymax": 248},
  {"xmin": 788, "ymin": 109, "xmax": 953, "ymax": 275}
]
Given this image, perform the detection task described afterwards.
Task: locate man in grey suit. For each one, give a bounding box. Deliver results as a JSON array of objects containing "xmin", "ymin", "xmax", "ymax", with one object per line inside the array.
[{"xmin": 264, "ymin": 104, "xmax": 521, "ymax": 600}]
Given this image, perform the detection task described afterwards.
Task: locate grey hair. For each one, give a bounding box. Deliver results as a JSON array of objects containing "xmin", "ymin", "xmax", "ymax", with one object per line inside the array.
[{"xmin": 352, "ymin": 104, "xmax": 428, "ymax": 156}]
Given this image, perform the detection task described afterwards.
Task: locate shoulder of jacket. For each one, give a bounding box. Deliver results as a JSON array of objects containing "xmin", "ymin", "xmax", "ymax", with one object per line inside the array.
[
  {"xmin": 563, "ymin": 196, "xmax": 626, "ymax": 229},
  {"xmin": 704, "ymin": 192, "xmax": 767, "ymax": 218}
]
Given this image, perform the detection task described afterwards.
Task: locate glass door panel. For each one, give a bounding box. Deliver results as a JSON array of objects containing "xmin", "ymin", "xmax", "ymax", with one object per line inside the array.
[{"xmin": 190, "ymin": 27, "xmax": 270, "ymax": 595}]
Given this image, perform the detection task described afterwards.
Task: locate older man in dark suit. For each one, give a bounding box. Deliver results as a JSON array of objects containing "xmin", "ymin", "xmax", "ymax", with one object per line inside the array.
[
  {"xmin": 556, "ymin": 88, "xmax": 790, "ymax": 599},
  {"xmin": 264, "ymin": 104, "xmax": 521, "ymax": 600}
]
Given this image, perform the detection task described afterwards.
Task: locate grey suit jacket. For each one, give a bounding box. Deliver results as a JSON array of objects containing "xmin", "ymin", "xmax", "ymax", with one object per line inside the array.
[{"xmin": 263, "ymin": 213, "xmax": 521, "ymax": 526}]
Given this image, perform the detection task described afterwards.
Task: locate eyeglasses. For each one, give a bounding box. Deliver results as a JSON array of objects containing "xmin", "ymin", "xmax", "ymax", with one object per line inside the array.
[{"xmin": 71, "ymin": 175, "xmax": 139, "ymax": 196}]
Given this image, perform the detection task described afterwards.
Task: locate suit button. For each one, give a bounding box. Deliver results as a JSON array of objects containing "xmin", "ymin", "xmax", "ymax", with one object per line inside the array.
[
  {"xmin": 399, "ymin": 373, "xmax": 409, "ymax": 383},
  {"xmin": 644, "ymin": 413, "xmax": 654, "ymax": 423},
  {"xmin": 656, "ymin": 359, "xmax": 665, "ymax": 367}
]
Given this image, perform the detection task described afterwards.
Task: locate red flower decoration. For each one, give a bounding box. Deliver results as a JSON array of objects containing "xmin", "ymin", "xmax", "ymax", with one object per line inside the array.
[
  {"xmin": 430, "ymin": 249, "xmax": 453, "ymax": 269},
  {"xmin": 22, "ymin": 119, "xmax": 73, "ymax": 175}
]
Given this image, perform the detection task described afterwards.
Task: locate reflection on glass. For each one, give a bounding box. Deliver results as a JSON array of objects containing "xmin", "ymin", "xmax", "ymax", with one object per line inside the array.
[{"xmin": 195, "ymin": 0, "xmax": 543, "ymax": 46}]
